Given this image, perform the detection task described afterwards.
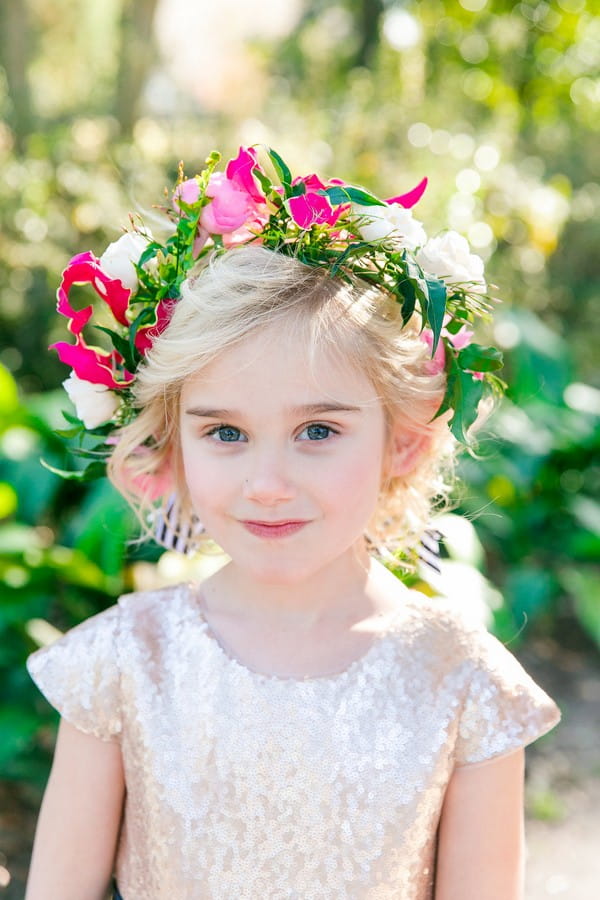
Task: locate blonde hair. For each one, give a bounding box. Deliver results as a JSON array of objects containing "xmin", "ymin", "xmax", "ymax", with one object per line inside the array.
[{"xmin": 108, "ymin": 245, "xmax": 457, "ymax": 556}]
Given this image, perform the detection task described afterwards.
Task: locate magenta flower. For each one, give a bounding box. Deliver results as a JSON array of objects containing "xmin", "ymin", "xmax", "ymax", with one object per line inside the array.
[
  {"xmin": 51, "ymin": 252, "xmax": 135, "ymax": 388},
  {"xmin": 57, "ymin": 251, "xmax": 130, "ymax": 328},
  {"xmin": 226, "ymin": 147, "xmax": 265, "ymax": 204},
  {"xmin": 134, "ymin": 299, "xmax": 176, "ymax": 354},
  {"xmin": 387, "ymin": 177, "xmax": 428, "ymax": 209},
  {"xmin": 288, "ymin": 174, "xmax": 342, "ymax": 229},
  {"xmin": 51, "ymin": 336, "xmax": 133, "ymax": 389}
]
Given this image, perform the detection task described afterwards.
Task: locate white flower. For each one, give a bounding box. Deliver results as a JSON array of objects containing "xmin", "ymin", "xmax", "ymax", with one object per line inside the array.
[
  {"xmin": 353, "ymin": 203, "xmax": 427, "ymax": 249},
  {"xmin": 416, "ymin": 232, "xmax": 486, "ymax": 293},
  {"xmin": 99, "ymin": 231, "xmax": 151, "ymax": 294},
  {"xmin": 63, "ymin": 372, "xmax": 121, "ymax": 429}
]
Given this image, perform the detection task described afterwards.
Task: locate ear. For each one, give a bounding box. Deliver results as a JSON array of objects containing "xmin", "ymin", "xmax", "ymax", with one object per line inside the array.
[{"xmin": 385, "ymin": 425, "xmax": 430, "ymax": 478}]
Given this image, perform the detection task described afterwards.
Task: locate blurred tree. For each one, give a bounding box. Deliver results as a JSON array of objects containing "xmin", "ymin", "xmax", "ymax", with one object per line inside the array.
[
  {"xmin": 0, "ymin": 0, "xmax": 33, "ymax": 150},
  {"xmin": 350, "ymin": 0, "xmax": 385, "ymax": 67},
  {"xmin": 115, "ymin": 0, "xmax": 160, "ymax": 136}
]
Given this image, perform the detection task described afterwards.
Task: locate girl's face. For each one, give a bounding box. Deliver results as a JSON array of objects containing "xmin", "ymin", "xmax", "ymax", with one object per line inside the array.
[{"xmin": 179, "ymin": 325, "xmax": 394, "ymax": 585}]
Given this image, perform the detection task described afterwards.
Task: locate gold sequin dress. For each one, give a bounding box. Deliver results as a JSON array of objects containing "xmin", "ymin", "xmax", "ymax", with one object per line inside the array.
[{"xmin": 27, "ymin": 583, "xmax": 560, "ymax": 899}]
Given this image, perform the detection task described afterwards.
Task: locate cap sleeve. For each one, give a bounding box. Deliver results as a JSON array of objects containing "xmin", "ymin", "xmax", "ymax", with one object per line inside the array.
[
  {"xmin": 454, "ymin": 626, "xmax": 561, "ymax": 767},
  {"xmin": 26, "ymin": 604, "xmax": 121, "ymax": 742}
]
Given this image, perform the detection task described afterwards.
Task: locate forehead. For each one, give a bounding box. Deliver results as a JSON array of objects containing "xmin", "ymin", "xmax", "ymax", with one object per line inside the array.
[{"xmin": 180, "ymin": 324, "xmax": 380, "ymax": 410}]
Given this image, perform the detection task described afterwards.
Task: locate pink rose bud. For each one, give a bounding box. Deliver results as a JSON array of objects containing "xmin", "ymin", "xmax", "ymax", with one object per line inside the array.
[{"xmin": 173, "ymin": 178, "xmax": 201, "ymax": 211}]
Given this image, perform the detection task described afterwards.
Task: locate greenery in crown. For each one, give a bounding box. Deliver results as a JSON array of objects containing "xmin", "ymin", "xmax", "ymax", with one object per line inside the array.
[{"xmin": 47, "ymin": 145, "xmax": 505, "ymax": 482}]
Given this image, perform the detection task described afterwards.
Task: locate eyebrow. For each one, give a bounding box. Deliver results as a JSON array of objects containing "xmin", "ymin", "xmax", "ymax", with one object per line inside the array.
[{"xmin": 185, "ymin": 402, "xmax": 363, "ymax": 418}]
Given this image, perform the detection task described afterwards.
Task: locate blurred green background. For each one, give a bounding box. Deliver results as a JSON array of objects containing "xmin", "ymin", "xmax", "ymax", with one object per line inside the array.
[{"xmin": 0, "ymin": 0, "xmax": 599, "ymax": 891}]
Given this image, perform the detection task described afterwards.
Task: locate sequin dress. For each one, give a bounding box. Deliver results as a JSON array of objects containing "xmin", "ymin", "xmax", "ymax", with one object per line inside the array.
[{"xmin": 27, "ymin": 583, "xmax": 560, "ymax": 899}]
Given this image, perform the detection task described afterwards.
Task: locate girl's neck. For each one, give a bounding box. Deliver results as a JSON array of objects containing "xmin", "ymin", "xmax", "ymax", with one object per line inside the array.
[{"xmin": 199, "ymin": 548, "xmax": 403, "ymax": 632}]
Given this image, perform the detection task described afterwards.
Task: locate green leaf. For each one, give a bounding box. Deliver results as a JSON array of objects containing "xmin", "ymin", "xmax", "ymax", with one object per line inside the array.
[
  {"xmin": 252, "ymin": 167, "xmax": 274, "ymax": 200},
  {"xmin": 323, "ymin": 185, "xmax": 382, "ymax": 207},
  {"xmin": 401, "ymin": 253, "xmax": 431, "ymax": 330},
  {"xmin": 458, "ymin": 343, "xmax": 504, "ymax": 373},
  {"xmin": 398, "ymin": 280, "xmax": 416, "ymax": 324},
  {"xmin": 425, "ymin": 278, "xmax": 447, "ymax": 353},
  {"xmin": 94, "ymin": 325, "xmax": 139, "ymax": 373},
  {"xmin": 39, "ymin": 458, "xmax": 107, "ymax": 482},
  {"xmin": 61, "ymin": 409, "xmax": 83, "ymax": 426},
  {"xmin": 437, "ymin": 359, "xmax": 484, "ymax": 443},
  {"xmin": 137, "ymin": 241, "xmax": 163, "ymax": 267},
  {"xmin": 54, "ymin": 426, "xmax": 83, "ymax": 439},
  {"xmin": 290, "ymin": 181, "xmax": 307, "ymax": 197},
  {"xmin": 329, "ymin": 241, "xmax": 371, "ymax": 276},
  {"xmin": 268, "ymin": 148, "xmax": 292, "ymax": 195}
]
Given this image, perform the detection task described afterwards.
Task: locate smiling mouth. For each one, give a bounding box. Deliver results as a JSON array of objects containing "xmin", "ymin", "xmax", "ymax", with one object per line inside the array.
[{"xmin": 241, "ymin": 520, "xmax": 309, "ymax": 538}]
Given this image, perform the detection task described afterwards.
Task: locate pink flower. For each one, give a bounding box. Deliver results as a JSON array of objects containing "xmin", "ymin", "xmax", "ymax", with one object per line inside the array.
[
  {"xmin": 51, "ymin": 252, "xmax": 135, "ymax": 388},
  {"xmin": 386, "ymin": 177, "xmax": 428, "ymax": 209},
  {"xmin": 173, "ymin": 178, "xmax": 201, "ymax": 211},
  {"xmin": 288, "ymin": 174, "xmax": 341, "ymax": 229},
  {"xmin": 226, "ymin": 147, "xmax": 265, "ymax": 204},
  {"xmin": 421, "ymin": 325, "xmax": 481, "ymax": 378},
  {"xmin": 200, "ymin": 173, "xmax": 258, "ymax": 235},
  {"xmin": 421, "ymin": 329, "xmax": 446, "ymax": 375},
  {"xmin": 448, "ymin": 325, "xmax": 475, "ymax": 350}
]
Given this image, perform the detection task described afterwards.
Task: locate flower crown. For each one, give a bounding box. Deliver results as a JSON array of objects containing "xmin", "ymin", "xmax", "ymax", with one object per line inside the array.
[{"xmin": 48, "ymin": 146, "xmax": 504, "ymax": 482}]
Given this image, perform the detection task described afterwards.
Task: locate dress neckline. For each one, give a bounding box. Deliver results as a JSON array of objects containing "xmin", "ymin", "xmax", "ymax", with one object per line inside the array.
[{"xmin": 185, "ymin": 583, "xmax": 404, "ymax": 684}]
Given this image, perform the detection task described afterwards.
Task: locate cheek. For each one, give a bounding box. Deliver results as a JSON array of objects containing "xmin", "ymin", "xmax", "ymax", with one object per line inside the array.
[
  {"xmin": 317, "ymin": 446, "xmax": 384, "ymax": 512},
  {"xmin": 180, "ymin": 439, "xmax": 224, "ymax": 501}
]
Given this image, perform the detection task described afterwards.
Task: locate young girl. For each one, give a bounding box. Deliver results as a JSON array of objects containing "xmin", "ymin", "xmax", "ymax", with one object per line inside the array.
[{"xmin": 25, "ymin": 147, "xmax": 560, "ymax": 900}]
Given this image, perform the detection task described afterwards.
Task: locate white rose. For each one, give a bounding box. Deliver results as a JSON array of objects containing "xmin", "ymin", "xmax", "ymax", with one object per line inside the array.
[
  {"xmin": 99, "ymin": 231, "xmax": 151, "ymax": 294},
  {"xmin": 353, "ymin": 203, "xmax": 427, "ymax": 250},
  {"xmin": 63, "ymin": 372, "xmax": 121, "ymax": 429},
  {"xmin": 416, "ymin": 232, "xmax": 486, "ymax": 293}
]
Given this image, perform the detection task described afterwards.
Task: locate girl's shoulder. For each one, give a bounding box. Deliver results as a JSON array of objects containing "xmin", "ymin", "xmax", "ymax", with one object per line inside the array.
[
  {"xmin": 116, "ymin": 581, "xmax": 192, "ymax": 623},
  {"xmin": 392, "ymin": 588, "xmax": 492, "ymax": 655},
  {"xmin": 26, "ymin": 583, "xmax": 193, "ymax": 741},
  {"xmin": 393, "ymin": 589, "xmax": 561, "ymax": 765}
]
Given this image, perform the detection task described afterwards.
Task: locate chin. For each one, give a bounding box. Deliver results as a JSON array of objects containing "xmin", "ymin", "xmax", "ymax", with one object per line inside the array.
[{"xmin": 244, "ymin": 562, "xmax": 317, "ymax": 586}]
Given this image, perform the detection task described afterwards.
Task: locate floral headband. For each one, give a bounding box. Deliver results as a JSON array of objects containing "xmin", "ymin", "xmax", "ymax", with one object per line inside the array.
[{"xmin": 48, "ymin": 146, "xmax": 504, "ymax": 482}]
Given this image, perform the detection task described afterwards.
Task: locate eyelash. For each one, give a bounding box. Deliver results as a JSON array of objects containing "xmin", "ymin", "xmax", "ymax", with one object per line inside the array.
[{"xmin": 204, "ymin": 423, "xmax": 339, "ymax": 443}]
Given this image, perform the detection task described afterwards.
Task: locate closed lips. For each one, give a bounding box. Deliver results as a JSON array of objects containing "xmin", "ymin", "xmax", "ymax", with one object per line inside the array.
[{"xmin": 241, "ymin": 520, "xmax": 309, "ymax": 536}]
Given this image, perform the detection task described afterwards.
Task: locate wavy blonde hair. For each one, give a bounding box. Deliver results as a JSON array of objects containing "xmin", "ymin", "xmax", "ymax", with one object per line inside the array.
[{"xmin": 108, "ymin": 245, "xmax": 457, "ymax": 555}]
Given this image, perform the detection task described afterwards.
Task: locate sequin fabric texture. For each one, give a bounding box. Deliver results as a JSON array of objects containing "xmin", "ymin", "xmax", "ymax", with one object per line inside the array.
[{"xmin": 27, "ymin": 584, "xmax": 560, "ymax": 899}]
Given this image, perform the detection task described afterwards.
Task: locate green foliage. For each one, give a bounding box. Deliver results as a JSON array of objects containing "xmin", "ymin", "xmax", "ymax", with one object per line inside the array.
[
  {"xmin": 0, "ymin": 366, "xmax": 138, "ymax": 783},
  {"xmin": 457, "ymin": 310, "xmax": 600, "ymax": 649}
]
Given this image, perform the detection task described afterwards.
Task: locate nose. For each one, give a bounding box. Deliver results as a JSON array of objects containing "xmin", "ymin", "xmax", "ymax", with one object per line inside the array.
[{"xmin": 242, "ymin": 448, "xmax": 296, "ymax": 505}]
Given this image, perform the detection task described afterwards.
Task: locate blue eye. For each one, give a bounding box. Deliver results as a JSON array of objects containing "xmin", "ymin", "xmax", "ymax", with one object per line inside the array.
[
  {"xmin": 208, "ymin": 425, "xmax": 247, "ymax": 443},
  {"xmin": 299, "ymin": 423, "xmax": 334, "ymax": 441}
]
